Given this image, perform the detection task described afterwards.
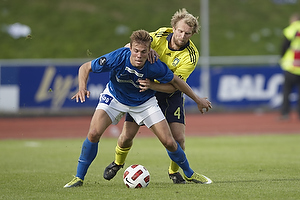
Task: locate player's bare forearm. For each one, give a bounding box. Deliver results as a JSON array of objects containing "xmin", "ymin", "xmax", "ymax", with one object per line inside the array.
[
  {"xmin": 170, "ymin": 75, "xmax": 212, "ymax": 113},
  {"xmin": 71, "ymin": 61, "xmax": 92, "ymax": 103},
  {"xmin": 151, "ymin": 82, "xmax": 176, "ymax": 93},
  {"xmin": 138, "ymin": 79, "xmax": 176, "ymax": 93},
  {"xmin": 79, "ymin": 62, "xmax": 92, "ymax": 88}
]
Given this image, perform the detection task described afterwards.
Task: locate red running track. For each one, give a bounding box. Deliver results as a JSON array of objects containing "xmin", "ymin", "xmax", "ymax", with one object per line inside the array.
[{"xmin": 0, "ymin": 112, "xmax": 299, "ymax": 140}]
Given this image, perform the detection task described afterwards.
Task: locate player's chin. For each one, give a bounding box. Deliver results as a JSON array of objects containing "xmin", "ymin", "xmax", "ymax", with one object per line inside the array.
[{"xmin": 134, "ymin": 61, "xmax": 144, "ymax": 67}]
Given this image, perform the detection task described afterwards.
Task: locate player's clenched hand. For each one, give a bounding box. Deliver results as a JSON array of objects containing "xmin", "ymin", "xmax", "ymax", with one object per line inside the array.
[
  {"xmin": 197, "ymin": 97, "xmax": 212, "ymax": 114},
  {"xmin": 71, "ymin": 89, "xmax": 90, "ymax": 103}
]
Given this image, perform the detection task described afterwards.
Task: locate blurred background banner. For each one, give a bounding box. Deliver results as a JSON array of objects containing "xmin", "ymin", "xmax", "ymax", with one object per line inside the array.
[
  {"xmin": 1, "ymin": 61, "xmax": 296, "ymax": 114},
  {"xmin": 0, "ymin": 61, "xmax": 108, "ymax": 114},
  {"xmin": 184, "ymin": 64, "xmax": 289, "ymax": 112},
  {"xmin": 1, "ymin": 0, "xmax": 300, "ymax": 115}
]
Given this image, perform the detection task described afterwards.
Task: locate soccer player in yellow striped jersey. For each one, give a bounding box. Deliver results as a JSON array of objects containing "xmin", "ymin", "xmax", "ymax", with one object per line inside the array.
[
  {"xmin": 149, "ymin": 27, "xmax": 199, "ymax": 81},
  {"xmin": 104, "ymin": 8, "xmax": 212, "ymax": 184}
]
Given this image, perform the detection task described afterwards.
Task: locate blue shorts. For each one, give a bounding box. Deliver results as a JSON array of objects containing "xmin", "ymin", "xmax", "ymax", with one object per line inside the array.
[{"xmin": 125, "ymin": 90, "xmax": 185, "ymax": 124}]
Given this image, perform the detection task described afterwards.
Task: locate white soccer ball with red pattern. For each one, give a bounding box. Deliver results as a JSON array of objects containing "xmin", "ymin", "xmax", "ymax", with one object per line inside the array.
[{"xmin": 123, "ymin": 164, "xmax": 150, "ymax": 188}]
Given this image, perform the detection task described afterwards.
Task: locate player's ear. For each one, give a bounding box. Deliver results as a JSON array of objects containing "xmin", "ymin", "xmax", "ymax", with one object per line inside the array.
[{"xmin": 129, "ymin": 42, "xmax": 132, "ymax": 49}]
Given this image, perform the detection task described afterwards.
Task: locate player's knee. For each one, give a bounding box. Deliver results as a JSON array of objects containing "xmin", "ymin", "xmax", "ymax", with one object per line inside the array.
[
  {"xmin": 172, "ymin": 135, "xmax": 185, "ymax": 150},
  {"xmin": 87, "ymin": 128, "xmax": 101, "ymax": 142},
  {"xmin": 118, "ymin": 134, "xmax": 133, "ymax": 148},
  {"xmin": 177, "ymin": 142, "xmax": 185, "ymax": 151},
  {"xmin": 177, "ymin": 139, "xmax": 185, "ymax": 150},
  {"xmin": 162, "ymin": 139, "xmax": 177, "ymax": 152}
]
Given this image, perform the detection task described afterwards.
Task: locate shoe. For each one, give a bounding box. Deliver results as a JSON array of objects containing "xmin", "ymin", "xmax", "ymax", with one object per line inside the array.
[
  {"xmin": 64, "ymin": 177, "xmax": 83, "ymax": 188},
  {"xmin": 169, "ymin": 172, "xmax": 186, "ymax": 184},
  {"xmin": 184, "ymin": 172, "xmax": 212, "ymax": 184},
  {"xmin": 103, "ymin": 161, "xmax": 124, "ymax": 180}
]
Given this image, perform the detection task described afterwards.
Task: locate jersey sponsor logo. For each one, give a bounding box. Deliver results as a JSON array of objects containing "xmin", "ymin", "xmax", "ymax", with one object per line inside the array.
[
  {"xmin": 115, "ymin": 75, "xmax": 140, "ymax": 88},
  {"xmin": 100, "ymin": 94, "xmax": 113, "ymax": 105},
  {"xmin": 99, "ymin": 57, "xmax": 106, "ymax": 65},
  {"xmin": 166, "ymin": 53, "xmax": 172, "ymax": 57},
  {"xmin": 125, "ymin": 66, "xmax": 144, "ymax": 78}
]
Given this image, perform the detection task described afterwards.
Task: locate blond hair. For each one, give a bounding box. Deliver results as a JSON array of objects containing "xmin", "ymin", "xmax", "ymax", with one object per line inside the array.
[
  {"xmin": 171, "ymin": 8, "xmax": 200, "ymax": 34},
  {"xmin": 130, "ymin": 30, "xmax": 151, "ymax": 49}
]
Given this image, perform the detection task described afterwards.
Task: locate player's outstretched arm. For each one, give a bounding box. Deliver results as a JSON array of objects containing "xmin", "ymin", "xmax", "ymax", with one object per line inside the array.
[
  {"xmin": 71, "ymin": 61, "xmax": 92, "ymax": 103},
  {"xmin": 169, "ymin": 75, "xmax": 212, "ymax": 114}
]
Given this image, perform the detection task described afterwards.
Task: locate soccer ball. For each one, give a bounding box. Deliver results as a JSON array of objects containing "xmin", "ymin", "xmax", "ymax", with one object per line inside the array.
[{"xmin": 123, "ymin": 164, "xmax": 150, "ymax": 188}]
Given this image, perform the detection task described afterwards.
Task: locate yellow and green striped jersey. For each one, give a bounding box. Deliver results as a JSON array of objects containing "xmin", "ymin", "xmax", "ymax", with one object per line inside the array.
[{"xmin": 150, "ymin": 27, "xmax": 199, "ymax": 81}]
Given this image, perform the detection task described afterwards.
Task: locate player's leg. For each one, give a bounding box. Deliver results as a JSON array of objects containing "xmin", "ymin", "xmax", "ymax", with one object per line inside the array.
[
  {"xmin": 168, "ymin": 122, "xmax": 186, "ymax": 183},
  {"xmin": 77, "ymin": 109, "xmax": 112, "ymax": 178},
  {"xmin": 156, "ymin": 91, "xmax": 186, "ymax": 183},
  {"xmin": 107, "ymin": 96, "xmax": 167, "ymax": 176},
  {"xmin": 64, "ymin": 109, "xmax": 112, "ymax": 188},
  {"xmin": 280, "ymin": 71, "xmax": 293, "ymax": 119},
  {"xmin": 149, "ymin": 119, "xmax": 212, "ymax": 184},
  {"xmin": 65, "ymin": 88, "xmax": 126, "ymax": 188},
  {"xmin": 149, "ymin": 119, "xmax": 177, "ymax": 151},
  {"xmin": 103, "ymin": 117, "xmax": 140, "ymax": 180},
  {"xmin": 169, "ymin": 123, "xmax": 186, "ymax": 150},
  {"xmin": 143, "ymin": 112, "xmax": 189, "ymax": 175},
  {"xmin": 115, "ymin": 120, "xmax": 139, "ymax": 165},
  {"xmin": 117, "ymin": 117, "xmax": 140, "ymax": 148}
]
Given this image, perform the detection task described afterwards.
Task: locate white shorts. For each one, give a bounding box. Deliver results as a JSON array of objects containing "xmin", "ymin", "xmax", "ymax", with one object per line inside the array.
[{"xmin": 96, "ymin": 87, "xmax": 165, "ymax": 128}]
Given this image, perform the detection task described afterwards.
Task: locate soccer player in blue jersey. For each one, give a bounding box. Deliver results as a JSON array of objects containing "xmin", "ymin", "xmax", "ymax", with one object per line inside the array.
[
  {"xmin": 104, "ymin": 8, "xmax": 208, "ymax": 184},
  {"xmin": 64, "ymin": 29, "xmax": 212, "ymax": 188}
]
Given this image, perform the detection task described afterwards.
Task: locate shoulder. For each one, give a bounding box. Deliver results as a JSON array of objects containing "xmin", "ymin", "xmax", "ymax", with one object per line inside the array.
[
  {"xmin": 93, "ymin": 47, "xmax": 129, "ymax": 67},
  {"xmin": 147, "ymin": 60, "xmax": 174, "ymax": 82},
  {"xmin": 284, "ymin": 21, "xmax": 300, "ymax": 39},
  {"xmin": 182, "ymin": 41, "xmax": 199, "ymax": 65},
  {"xmin": 154, "ymin": 59, "xmax": 168, "ymax": 66},
  {"xmin": 188, "ymin": 40, "xmax": 199, "ymax": 52},
  {"xmin": 150, "ymin": 59, "xmax": 170, "ymax": 73},
  {"xmin": 150, "ymin": 27, "xmax": 173, "ymax": 38},
  {"xmin": 146, "ymin": 59, "xmax": 167, "ymax": 69}
]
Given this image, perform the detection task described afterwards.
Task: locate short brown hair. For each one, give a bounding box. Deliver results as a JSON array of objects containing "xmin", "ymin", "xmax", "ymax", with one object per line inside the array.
[
  {"xmin": 130, "ymin": 30, "xmax": 151, "ymax": 49},
  {"xmin": 171, "ymin": 8, "xmax": 200, "ymax": 34}
]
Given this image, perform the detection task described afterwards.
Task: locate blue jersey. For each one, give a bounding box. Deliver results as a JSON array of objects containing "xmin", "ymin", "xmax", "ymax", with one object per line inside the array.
[{"xmin": 91, "ymin": 47, "xmax": 174, "ymax": 106}]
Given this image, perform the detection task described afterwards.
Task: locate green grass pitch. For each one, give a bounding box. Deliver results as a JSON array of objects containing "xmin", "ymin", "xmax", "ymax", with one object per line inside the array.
[{"xmin": 1, "ymin": 134, "xmax": 299, "ymax": 200}]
